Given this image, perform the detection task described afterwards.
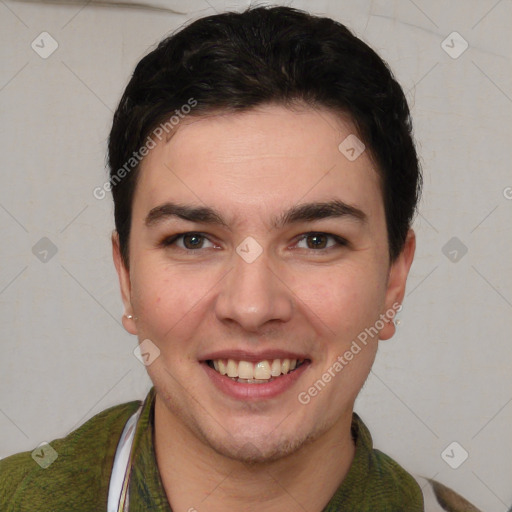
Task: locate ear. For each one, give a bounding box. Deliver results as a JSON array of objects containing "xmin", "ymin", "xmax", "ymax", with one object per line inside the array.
[
  {"xmin": 379, "ymin": 228, "xmax": 416, "ymax": 340},
  {"xmin": 112, "ymin": 231, "xmax": 138, "ymax": 335}
]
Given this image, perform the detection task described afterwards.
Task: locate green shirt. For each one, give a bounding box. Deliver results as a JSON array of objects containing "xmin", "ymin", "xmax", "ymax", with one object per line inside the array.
[{"xmin": 0, "ymin": 387, "xmax": 423, "ymax": 511}]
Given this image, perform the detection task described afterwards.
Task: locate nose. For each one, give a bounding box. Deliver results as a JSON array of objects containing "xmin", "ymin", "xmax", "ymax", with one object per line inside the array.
[{"xmin": 214, "ymin": 247, "xmax": 294, "ymax": 332}]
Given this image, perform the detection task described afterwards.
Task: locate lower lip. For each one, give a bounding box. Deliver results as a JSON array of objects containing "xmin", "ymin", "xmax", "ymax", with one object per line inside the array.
[{"xmin": 202, "ymin": 361, "xmax": 310, "ymax": 400}]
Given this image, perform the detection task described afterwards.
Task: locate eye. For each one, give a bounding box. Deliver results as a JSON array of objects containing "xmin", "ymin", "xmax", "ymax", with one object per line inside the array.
[
  {"xmin": 295, "ymin": 232, "xmax": 347, "ymax": 251},
  {"xmin": 161, "ymin": 232, "xmax": 217, "ymax": 250}
]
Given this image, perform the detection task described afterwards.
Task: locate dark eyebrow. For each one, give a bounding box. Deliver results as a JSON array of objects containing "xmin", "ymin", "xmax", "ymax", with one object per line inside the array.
[
  {"xmin": 144, "ymin": 199, "xmax": 367, "ymax": 229},
  {"xmin": 273, "ymin": 199, "xmax": 367, "ymax": 229},
  {"xmin": 145, "ymin": 202, "xmax": 229, "ymax": 228}
]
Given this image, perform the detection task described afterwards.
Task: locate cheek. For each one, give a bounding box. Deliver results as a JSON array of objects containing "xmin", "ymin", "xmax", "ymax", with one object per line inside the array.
[
  {"xmin": 130, "ymin": 264, "xmax": 208, "ymax": 345},
  {"xmin": 295, "ymin": 262, "xmax": 385, "ymax": 337}
]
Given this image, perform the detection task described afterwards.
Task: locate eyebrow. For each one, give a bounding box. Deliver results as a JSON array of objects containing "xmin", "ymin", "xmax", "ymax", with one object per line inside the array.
[{"xmin": 144, "ymin": 199, "xmax": 367, "ymax": 229}]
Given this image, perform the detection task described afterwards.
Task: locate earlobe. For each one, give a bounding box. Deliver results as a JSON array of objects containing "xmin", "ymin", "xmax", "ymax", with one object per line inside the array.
[
  {"xmin": 112, "ymin": 231, "xmax": 138, "ymax": 336},
  {"xmin": 379, "ymin": 229, "xmax": 416, "ymax": 341}
]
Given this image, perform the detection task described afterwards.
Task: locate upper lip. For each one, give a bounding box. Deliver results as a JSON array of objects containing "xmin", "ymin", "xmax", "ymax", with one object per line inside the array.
[{"xmin": 200, "ymin": 349, "xmax": 310, "ymax": 363}]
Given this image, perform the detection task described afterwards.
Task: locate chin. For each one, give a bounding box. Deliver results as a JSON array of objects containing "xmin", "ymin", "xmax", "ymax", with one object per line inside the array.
[
  {"xmin": 204, "ymin": 422, "xmax": 321, "ymax": 465},
  {"xmin": 211, "ymin": 436, "xmax": 303, "ymax": 465}
]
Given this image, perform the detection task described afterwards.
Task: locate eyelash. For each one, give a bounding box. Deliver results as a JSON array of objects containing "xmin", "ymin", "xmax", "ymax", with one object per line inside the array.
[{"xmin": 159, "ymin": 232, "xmax": 348, "ymax": 252}]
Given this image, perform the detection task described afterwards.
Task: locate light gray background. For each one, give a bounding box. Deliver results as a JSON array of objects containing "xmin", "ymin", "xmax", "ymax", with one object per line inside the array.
[{"xmin": 1, "ymin": 0, "xmax": 511, "ymax": 510}]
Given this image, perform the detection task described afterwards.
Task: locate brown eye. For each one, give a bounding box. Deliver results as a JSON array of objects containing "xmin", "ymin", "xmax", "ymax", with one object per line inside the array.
[
  {"xmin": 182, "ymin": 233, "xmax": 205, "ymax": 249},
  {"xmin": 161, "ymin": 232, "xmax": 216, "ymax": 250},
  {"xmin": 306, "ymin": 234, "xmax": 328, "ymax": 249},
  {"xmin": 296, "ymin": 232, "xmax": 347, "ymax": 251}
]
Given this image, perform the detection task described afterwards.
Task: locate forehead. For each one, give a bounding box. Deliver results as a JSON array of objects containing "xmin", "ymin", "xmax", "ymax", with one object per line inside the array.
[{"xmin": 133, "ymin": 105, "xmax": 383, "ymax": 226}]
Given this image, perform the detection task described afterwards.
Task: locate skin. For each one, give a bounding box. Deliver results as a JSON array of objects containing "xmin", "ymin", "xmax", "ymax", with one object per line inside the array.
[{"xmin": 112, "ymin": 104, "xmax": 416, "ymax": 511}]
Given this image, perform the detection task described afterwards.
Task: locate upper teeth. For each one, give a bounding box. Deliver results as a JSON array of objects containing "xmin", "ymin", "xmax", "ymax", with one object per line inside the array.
[{"xmin": 212, "ymin": 358, "xmax": 301, "ymax": 380}]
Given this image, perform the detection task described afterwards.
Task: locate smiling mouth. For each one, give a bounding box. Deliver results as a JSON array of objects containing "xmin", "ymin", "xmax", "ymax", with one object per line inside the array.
[{"xmin": 206, "ymin": 358, "xmax": 308, "ymax": 384}]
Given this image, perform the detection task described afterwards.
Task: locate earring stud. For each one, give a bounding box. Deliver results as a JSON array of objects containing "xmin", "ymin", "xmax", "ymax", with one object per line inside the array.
[{"xmin": 125, "ymin": 314, "xmax": 133, "ymax": 319}]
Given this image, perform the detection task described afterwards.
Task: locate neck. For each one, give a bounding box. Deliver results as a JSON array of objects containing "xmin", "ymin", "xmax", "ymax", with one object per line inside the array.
[{"xmin": 153, "ymin": 396, "xmax": 356, "ymax": 512}]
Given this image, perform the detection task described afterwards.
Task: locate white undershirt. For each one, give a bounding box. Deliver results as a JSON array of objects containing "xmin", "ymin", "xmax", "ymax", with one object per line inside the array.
[{"xmin": 107, "ymin": 406, "xmax": 143, "ymax": 512}]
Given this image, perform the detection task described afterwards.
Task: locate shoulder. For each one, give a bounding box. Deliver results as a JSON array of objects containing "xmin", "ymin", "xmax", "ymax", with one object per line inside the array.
[
  {"xmin": 0, "ymin": 397, "xmax": 142, "ymax": 512},
  {"xmin": 369, "ymin": 448, "xmax": 424, "ymax": 510},
  {"xmin": 349, "ymin": 413, "xmax": 424, "ymax": 511}
]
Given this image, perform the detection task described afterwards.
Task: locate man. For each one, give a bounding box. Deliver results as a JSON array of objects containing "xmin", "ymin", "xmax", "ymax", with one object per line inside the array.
[{"xmin": 0, "ymin": 6, "xmax": 423, "ymax": 511}]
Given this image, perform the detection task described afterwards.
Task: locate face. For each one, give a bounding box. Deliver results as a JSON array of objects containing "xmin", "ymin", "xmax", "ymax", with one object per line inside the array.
[{"xmin": 113, "ymin": 104, "xmax": 415, "ymax": 463}]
